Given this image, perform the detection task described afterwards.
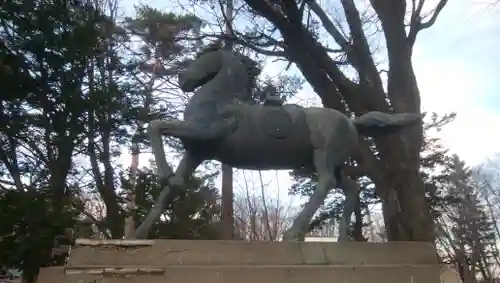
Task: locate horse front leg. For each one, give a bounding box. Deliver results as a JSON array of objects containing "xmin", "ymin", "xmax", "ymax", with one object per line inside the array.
[
  {"xmin": 147, "ymin": 119, "xmax": 208, "ymax": 183},
  {"xmin": 147, "ymin": 120, "xmax": 177, "ymax": 183},
  {"xmin": 133, "ymin": 151, "xmax": 202, "ymax": 239},
  {"xmin": 149, "ymin": 117, "xmax": 236, "ymax": 143}
]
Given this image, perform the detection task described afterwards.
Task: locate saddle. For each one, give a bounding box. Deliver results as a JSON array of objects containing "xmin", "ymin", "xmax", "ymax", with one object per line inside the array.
[{"xmin": 261, "ymin": 105, "xmax": 294, "ymax": 139}]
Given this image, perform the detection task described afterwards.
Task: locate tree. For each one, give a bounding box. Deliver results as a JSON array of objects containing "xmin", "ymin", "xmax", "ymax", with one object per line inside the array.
[
  {"xmin": 0, "ymin": 0, "xmax": 106, "ymax": 281},
  {"xmin": 420, "ymin": 113, "xmax": 456, "ymax": 223},
  {"xmin": 79, "ymin": 1, "xmax": 206, "ymax": 239},
  {"xmin": 434, "ymin": 155, "xmax": 499, "ymax": 283},
  {"xmin": 80, "ymin": 0, "xmax": 131, "ymax": 238},
  {"xmin": 0, "ymin": 189, "xmax": 78, "ymax": 282},
  {"xmin": 188, "ymin": 0, "xmax": 449, "ymax": 241},
  {"xmin": 474, "ymin": 155, "xmax": 500, "ymax": 241},
  {"xmin": 122, "ymin": 166, "xmax": 222, "ymax": 239},
  {"xmin": 0, "ymin": 0, "xmax": 223, "ymax": 279},
  {"xmin": 233, "ymin": 171, "xmax": 297, "ymax": 240}
]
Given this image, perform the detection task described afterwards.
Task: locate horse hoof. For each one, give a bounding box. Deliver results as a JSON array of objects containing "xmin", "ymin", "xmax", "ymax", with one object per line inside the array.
[{"xmin": 282, "ymin": 231, "xmax": 305, "ymax": 242}]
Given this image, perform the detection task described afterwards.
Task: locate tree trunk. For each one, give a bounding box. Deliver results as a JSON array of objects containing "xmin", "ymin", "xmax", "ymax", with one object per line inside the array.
[
  {"xmin": 378, "ymin": 169, "xmax": 433, "ymax": 241},
  {"xmin": 220, "ymin": 0, "xmax": 235, "ymax": 240},
  {"xmin": 221, "ymin": 164, "xmax": 234, "ymax": 239},
  {"xmin": 352, "ymin": 195, "xmax": 366, "ymax": 241},
  {"xmin": 124, "ymin": 146, "xmax": 139, "ymax": 238},
  {"xmin": 369, "ymin": 0, "xmax": 433, "ymax": 240},
  {"xmin": 125, "ymin": 58, "xmax": 160, "ymax": 238}
]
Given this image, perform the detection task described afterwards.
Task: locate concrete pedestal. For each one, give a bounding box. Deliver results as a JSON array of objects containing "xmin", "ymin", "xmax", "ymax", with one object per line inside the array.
[{"xmin": 38, "ymin": 239, "xmax": 442, "ymax": 283}]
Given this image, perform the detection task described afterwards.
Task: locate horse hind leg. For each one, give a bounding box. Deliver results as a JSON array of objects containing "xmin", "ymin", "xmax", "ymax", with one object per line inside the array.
[
  {"xmin": 337, "ymin": 174, "xmax": 360, "ymax": 242},
  {"xmin": 283, "ymin": 148, "xmax": 338, "ymax": 241}
]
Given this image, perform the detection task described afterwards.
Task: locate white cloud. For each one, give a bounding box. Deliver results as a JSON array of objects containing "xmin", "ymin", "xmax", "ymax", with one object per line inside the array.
[
  {"xmin": 438, "ymin": 110, "xmax": 500, "ymax": 165},
  {"xmin": 414, "ymin": 55, "xmax": 500, "ymax": 165}
]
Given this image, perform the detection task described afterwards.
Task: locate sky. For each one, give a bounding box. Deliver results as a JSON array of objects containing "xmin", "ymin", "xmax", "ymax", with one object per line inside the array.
[
  {"xmin": 117, "ymin": 0, "xmax": 500, "ymax": 203},
  {"xmin": 412, "ymin": 0, "xmax": 500, "ymax": 165}
]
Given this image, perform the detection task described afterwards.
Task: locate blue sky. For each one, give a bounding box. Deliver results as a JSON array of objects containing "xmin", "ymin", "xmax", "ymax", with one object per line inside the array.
[
  {"xmin": 414, "ymin": 1, "xmax": 500, "ymax": 112},
  {"xmin": 118, "ymin": 0, "xmax": 500, "ymax": 200},
  {"xmin": 411, "ymin": 0, "xmax": 500, "ymax": 164}
]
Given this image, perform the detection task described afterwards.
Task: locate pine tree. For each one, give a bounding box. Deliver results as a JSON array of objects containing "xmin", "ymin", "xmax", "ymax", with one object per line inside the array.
[
  {"xmin": 0, "ymin": 0, "xmax": 106, "ymax": 281},
  {"xmin": 436, "ymin": 155, "xmax": 498, "ymax": 283}
]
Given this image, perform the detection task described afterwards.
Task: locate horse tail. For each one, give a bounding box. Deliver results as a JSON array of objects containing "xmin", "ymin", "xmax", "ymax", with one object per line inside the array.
[{"xmin": 353, "ymin": 111, "xmax": 424, "ymax": 137}]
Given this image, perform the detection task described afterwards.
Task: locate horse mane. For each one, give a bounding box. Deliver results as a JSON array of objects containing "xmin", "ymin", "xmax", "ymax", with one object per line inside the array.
[
  {"xmin": 195, "ymin": 41, "xmax": 261, "ymax": 79},
  {"xmin": 195, "ymin": 40, "xmax": 259, "ymax": 71}
]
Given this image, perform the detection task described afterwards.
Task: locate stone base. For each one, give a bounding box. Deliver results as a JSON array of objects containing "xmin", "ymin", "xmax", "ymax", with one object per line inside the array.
[{"xmin": 37, "ymin": 239, "xmax": 442, "ymax": 283}]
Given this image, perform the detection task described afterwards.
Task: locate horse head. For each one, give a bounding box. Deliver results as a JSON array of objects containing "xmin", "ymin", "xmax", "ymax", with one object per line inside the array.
[
  {"xmin": 178, "ymin": 45, "xmax": 261, "ymax": 103},
  {"xmin": 178, "ymin": 46, "xmax": 223, "ymax": 92}
]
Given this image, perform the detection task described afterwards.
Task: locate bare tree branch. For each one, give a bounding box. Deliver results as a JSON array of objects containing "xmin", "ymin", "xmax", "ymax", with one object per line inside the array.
[
  {"xmin": 307, "ymin": 1, "xmax": 351, "ymax": 54},
  {"xmin": 408, "ymin": 0, "xmax": 448, "ymax": 47},
  {"xmin": 258, "ymin": 170, "xmax": 273, "ymax": 240}
]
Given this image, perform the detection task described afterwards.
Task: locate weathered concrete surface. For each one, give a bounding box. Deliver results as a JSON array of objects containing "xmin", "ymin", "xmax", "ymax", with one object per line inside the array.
[
  {"xmin": 37, "ymin": 240, "xmax": 442, "ymax": 283},
  {"xmin": 37, "ymin": 267, "xmax": 64, "ymax": 283},
  {"xmin": 440, "ymin": 266, "xmax": 463, "ymax": 283},
  {"xmin": 39, "ymin": 265, "xmax": 441, "ymax": 283},
  {"xmin": 67, "ymin": 239, "xmax": 438, "ymax": 266}
]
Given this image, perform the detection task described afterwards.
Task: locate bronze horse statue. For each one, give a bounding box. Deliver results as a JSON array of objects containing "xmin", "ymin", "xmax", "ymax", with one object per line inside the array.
[{"xmin": 133, "ymin": 46, "xmax": 423, "ymax": 240}]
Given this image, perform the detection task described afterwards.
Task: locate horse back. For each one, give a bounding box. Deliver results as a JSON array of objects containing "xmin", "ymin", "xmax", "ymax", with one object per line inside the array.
[{"xmin": 214, "ymin": 104, "xmax": 313, "ymax": 169}]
